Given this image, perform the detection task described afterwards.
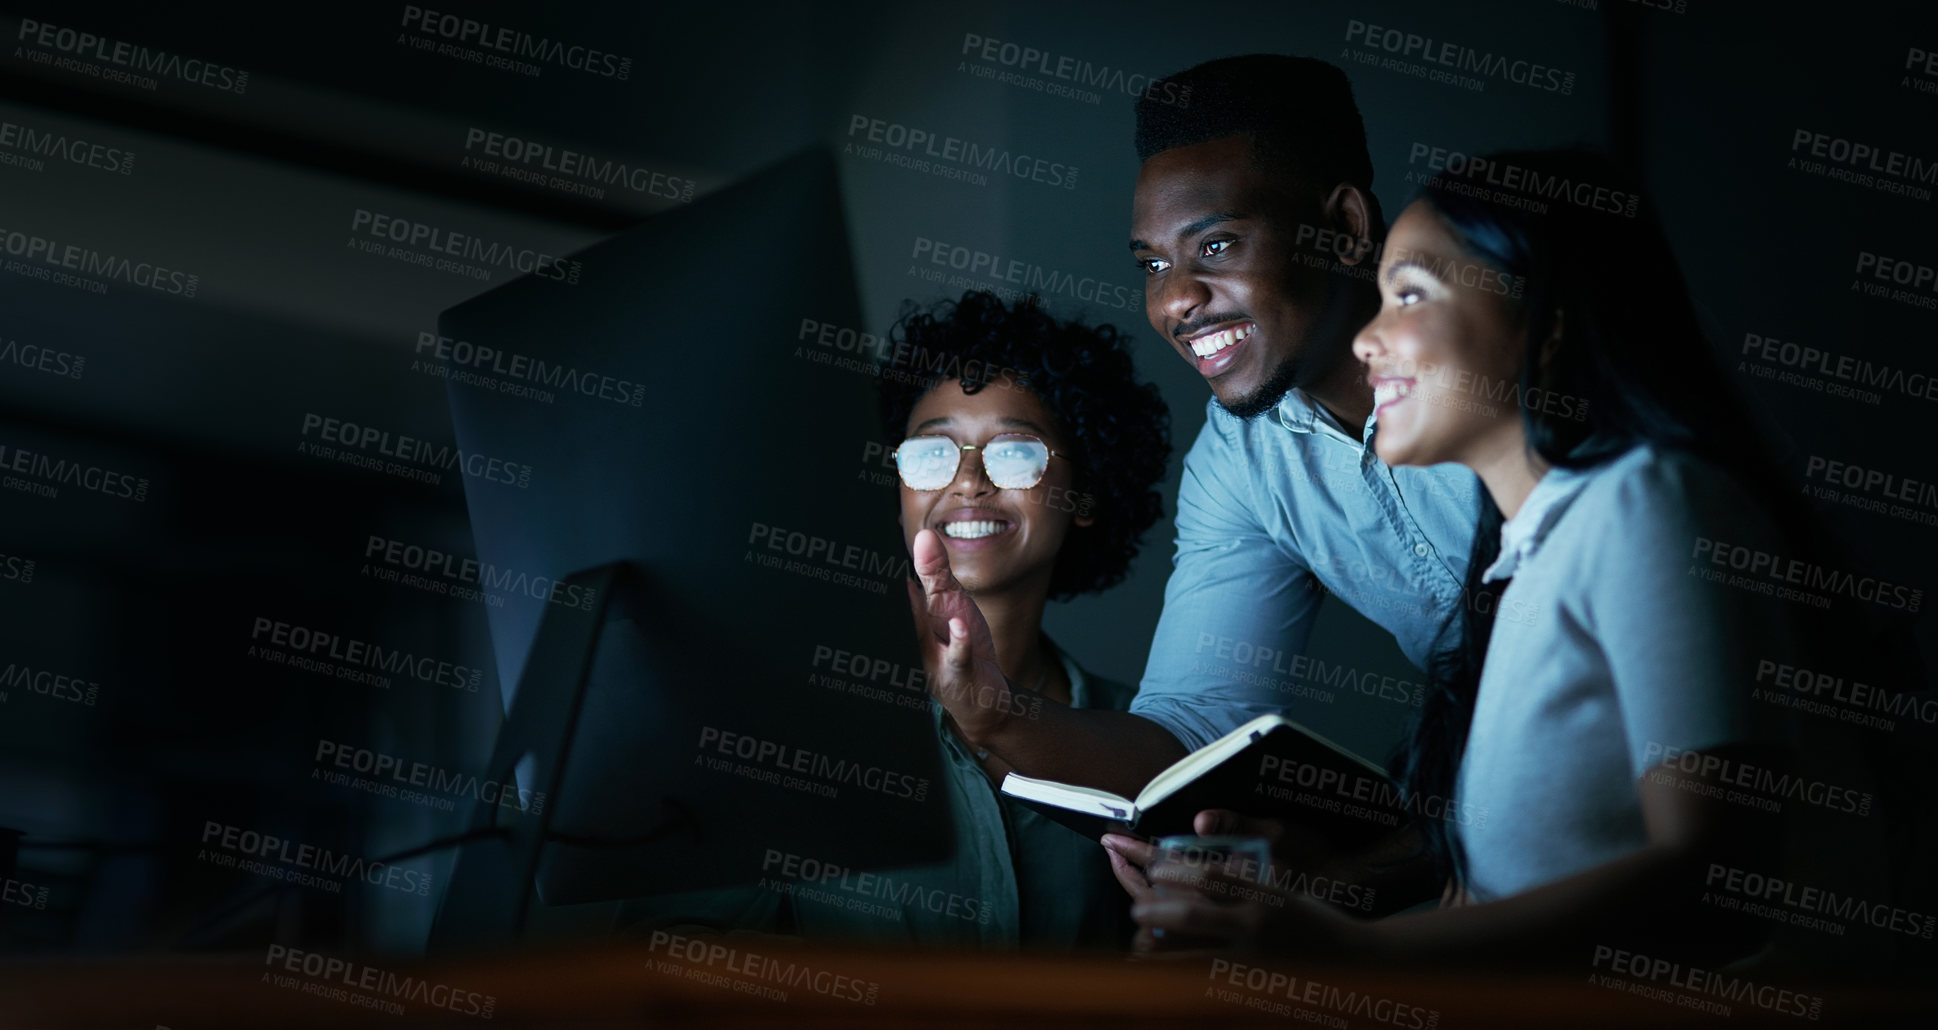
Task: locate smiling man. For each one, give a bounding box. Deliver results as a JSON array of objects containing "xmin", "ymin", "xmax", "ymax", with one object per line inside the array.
[
  {"xmin": 1130, "ymin": 133, "xmax": 1370, "ymax": 424},
  {"xmin": 1119, "ymin": 54, "xmax": 1485, "ymax": 757},
  {"xmin": 910, "ymin": 57, "xmax": 1483, "ymax": 880}
]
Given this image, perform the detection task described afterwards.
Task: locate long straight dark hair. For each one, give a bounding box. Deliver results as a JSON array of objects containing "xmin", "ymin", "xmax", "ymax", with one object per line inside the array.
[{"xmin": 1394, "ymin": 148, "xmax": 1837, "ymax": 879}]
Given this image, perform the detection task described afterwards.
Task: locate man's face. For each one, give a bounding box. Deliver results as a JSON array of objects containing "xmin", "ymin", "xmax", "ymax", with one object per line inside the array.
[{"xmin": 1130, "ymin": 134, "xmax": 1331, "ymax": 419}]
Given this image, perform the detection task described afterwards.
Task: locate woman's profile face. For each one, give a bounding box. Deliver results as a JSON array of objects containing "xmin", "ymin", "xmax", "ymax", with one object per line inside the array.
[
  {"xmin": 897, "ymin": 375, "xmax": 1093, "ymax": 597},
  {"xmin": 1351, "ymin": 202, "xmax": 1529, "ymax": 470}
]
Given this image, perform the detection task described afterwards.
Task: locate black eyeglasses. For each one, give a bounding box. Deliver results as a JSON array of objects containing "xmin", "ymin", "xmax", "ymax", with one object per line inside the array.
[{"xmin": 893, "ymin": 433, "xmax": 1065, "ymax": 491}]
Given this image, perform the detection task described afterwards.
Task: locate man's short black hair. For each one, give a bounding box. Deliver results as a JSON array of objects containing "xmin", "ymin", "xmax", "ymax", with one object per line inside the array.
[
  {"xmin": 877, "ymin": 291, "xmax": 1171, "ymax": 601},
  {"xmin": 1135, "ymin": 54, "xmax": 1375, "ymax": 195}
]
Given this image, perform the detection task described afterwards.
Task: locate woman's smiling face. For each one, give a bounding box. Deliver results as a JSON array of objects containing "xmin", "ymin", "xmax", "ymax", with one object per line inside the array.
[
  {"xmin": 1351, "ymin": 202, "xmax": 1529, "ymax": 470},
  {"xmin": 898, "ymin": 376, "xmax": 1092, "ymax": 596}
]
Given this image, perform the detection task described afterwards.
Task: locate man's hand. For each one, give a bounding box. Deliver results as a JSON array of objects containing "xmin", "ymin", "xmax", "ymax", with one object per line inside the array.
[
  {"xmin": 1191, "ymin": 810, "xmax": 1346, "ymax": 875},
  {"xmin": 906, "ymin": 528, "xmax": 1017, "ymax": 745},
  {"xmin": 1192, "ymin": 809, "xmax": 1286, "ymax": 845}
]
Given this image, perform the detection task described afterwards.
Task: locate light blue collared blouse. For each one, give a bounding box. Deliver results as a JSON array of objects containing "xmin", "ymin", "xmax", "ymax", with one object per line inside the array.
[{"xmin": 1454, "ymin": 445, "xmax": 1799, "ymax": 901}]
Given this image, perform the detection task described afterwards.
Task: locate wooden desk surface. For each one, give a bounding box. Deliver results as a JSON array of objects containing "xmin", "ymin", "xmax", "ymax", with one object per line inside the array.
[{"xmin": 1, "ymin": 938, "xmax": 1931, "ymax": 1029}]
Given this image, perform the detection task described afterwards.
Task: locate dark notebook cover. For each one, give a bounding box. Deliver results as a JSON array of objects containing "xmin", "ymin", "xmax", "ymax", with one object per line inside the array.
[{"xmin": 1003, "ymin": 718, "xmax": 1408, "ymax": 845}]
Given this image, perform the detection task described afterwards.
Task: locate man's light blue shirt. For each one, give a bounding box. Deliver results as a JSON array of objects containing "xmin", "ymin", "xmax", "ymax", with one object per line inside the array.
[{"xmin": 1131, "ymin": 390, "xmax": 1484, "ymax": 752}]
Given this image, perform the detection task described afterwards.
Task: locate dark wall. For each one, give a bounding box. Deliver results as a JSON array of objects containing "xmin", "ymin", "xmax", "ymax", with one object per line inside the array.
[{"xmin": 1, "ymin": 0, "xmax": 1933, "ymax": 962}]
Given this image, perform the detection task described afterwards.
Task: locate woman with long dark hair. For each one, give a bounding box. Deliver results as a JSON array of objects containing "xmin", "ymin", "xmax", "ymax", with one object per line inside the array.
[{"xmin": 1130, "ymin": 149, "xmax": 1914, "ymax": 966}]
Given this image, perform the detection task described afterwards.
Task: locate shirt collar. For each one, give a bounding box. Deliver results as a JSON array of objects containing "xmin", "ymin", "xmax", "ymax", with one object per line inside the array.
[
  {"xmin": 1272, "ymin": 389, "xmax": 1322, "ymax": 434},
  {"xmin": 1480, "ymin": 465, "xmax": 1593, "ymax": 583},
  {"xmin": 1273, "ymin": 388, "xmax": 1371, "ymax": 445}
]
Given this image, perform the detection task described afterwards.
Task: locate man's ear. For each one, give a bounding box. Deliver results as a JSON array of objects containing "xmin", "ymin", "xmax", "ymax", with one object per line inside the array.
[{"xmin": 1324, "ymin": 183, "xmax": 1376, "ymax": 268}]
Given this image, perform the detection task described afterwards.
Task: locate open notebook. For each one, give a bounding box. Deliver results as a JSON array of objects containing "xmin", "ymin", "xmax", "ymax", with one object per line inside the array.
[{"xmin": 1001, "ymin": 713, "xmax": 1406, "ymax": 842}]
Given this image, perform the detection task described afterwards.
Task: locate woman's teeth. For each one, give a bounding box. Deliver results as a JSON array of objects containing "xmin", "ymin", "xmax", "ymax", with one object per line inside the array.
[
  {"xmin": 1374, "ymin": 380, "xmax": 1413, "ymax": 408},
  {"xmin": 1190, "ymin": 323, "xmax": 1254, "ymax": 358},
  {"xmin": 943, "ymin": 520, "xmax": 1007, "ymax": 540}
]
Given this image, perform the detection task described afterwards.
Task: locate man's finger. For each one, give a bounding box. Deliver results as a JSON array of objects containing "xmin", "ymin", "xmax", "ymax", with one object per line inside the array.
[
  {"xmin": 1149, "ymin": 859, "xmax": 1281, "ymax": 903},
  {"xmin": 1146, "ymin": 862, "xmax": 1207, "ymax": 890},
  {"xmin": 1194, "ymin": 809, "xmax": 1286, "ymax": 845},
  {"xmin": 1146, "ymin": 860, "xmax": 1228, "ymax": 897}
]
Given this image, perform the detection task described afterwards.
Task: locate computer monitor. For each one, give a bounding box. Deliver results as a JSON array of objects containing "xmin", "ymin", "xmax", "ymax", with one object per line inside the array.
[{"xmin": 431, "ymin": 149, "xmax": 952, "ymax": 931}]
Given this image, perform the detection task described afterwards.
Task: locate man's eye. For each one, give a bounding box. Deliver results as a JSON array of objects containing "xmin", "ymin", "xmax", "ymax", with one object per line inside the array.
[
  {"xmin": 1396, "ymin": 288, "xmax": 1424, "ymax": 307},
  {"xmin": 1139, "ymin": 257, "xmax": 1170, "ymax": 276},
  {"xmin": 1201, "ymin": 239, "xmax": 1232, "ymax": 258}
]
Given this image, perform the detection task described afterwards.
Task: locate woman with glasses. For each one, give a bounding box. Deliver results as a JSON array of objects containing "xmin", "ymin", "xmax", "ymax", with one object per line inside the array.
[
  {"xmin": 789, "ymin": 288, "xmax": 1172, "ymax": 950},
  {"xmin": 625, "ymin": 290, "xmax": 1172, "ymax": 950}
]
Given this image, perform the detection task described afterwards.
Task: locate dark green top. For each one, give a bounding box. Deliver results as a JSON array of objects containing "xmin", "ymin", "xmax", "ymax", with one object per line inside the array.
[{"xmin": 624, "ymin": 642, "xmax": 1137, "ymax": 951}]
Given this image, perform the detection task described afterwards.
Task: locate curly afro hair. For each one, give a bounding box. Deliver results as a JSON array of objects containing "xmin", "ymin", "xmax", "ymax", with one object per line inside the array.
[{"xmin": 877, "ymin": 290, "xmax": 1171, "ymax": 601}]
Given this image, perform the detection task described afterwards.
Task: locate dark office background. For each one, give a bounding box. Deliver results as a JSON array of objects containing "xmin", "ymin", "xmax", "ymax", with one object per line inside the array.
[{"xmin": 1, "ymin": 0, "xmax": 1934, "ymax": 968}]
